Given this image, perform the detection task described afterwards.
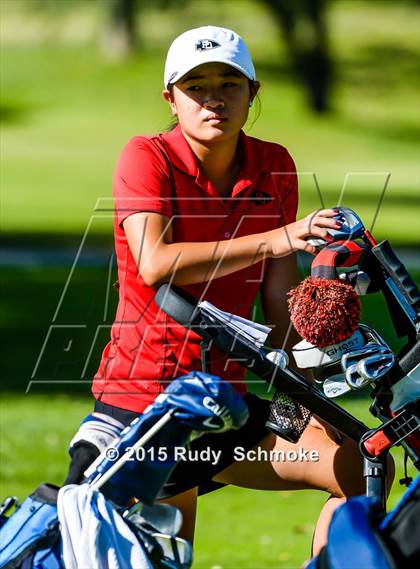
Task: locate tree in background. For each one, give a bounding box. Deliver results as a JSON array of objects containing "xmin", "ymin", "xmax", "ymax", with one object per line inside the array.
[
  {"xmin": 264, "ymin": 0, "xmax": 332, "ymax": 113},
  {"xmin": 101, "ymin": 0, "xmax": 138, "ymax": 59},
  {"xmin": 101, "ymin": 0, "xmax": 187, "ymax": 59},
  {"xmin": 19, "ymin": 0, "xmax": 332, "ymax": 113},
  {"xmin": 104, "ymin": 0, "xmax": 332, "ymax": 112}
]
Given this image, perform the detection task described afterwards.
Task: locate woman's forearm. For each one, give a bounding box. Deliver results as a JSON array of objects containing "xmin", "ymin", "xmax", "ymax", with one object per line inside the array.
[
  {"xmin": 142, "ymin": 231, "xmax": 273, "ymax": 286},
  {"xmin": 124, "ymin": 209, "xmax": 339, "ymax": 287}
]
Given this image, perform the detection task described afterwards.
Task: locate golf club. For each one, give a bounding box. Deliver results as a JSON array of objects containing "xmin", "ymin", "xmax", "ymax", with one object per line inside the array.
[
  {"xmin": 323, "ymin": 375, "xmax": 352, "ymax": 398},
  {"xmin": 357, "ymin": 352, "xmax": 395, "ymax": 382}
]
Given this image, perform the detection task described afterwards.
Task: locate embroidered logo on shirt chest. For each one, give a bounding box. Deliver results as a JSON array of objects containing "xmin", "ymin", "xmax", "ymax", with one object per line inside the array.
[{"xmin": 250, "ymin": 190, "xmax": 273, "ymax": 205}]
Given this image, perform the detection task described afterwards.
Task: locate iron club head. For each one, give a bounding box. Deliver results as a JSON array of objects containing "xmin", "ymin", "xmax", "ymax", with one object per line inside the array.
[
  {"xmin": 341, "ymin": 344, "xmax": 389, "ymax": 373},
  {"xmin": 345, "ymin": 362, "xmax": 369, "ymax": 389},
  {"xmin": 357, "ymin": 352, "xmax": 395, "ymax": 382},
  {"xmin": 323, "ymin": 374, "xmax": 352, "ymax": 398}
]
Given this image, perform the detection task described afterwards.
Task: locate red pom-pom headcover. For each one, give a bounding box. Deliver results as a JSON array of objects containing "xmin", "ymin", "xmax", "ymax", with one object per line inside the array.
[
  {"xmin": 288, "ymin": 277, "xmax": 360, "ymax": 348},
  {"xmin": 287, "ymin": 241, "xmax": 365, "ymax": 348}
]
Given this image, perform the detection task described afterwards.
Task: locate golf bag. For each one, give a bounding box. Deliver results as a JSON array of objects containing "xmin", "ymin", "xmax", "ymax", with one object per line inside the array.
[
  {"xmin": 0, "ymin": 484, "xmax": 61, "ymax": 569},
  {"xmin": 306, "ymin": 475, "xmax": 420, "ymax": 569},
  {"xmin": 0, "ymin": 372, "xmax": 249, "ymax": 569}
]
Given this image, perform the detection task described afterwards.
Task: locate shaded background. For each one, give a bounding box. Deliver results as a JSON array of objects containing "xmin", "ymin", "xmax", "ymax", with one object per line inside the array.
[{"xmin": 1, "ymin": 1, "xmax": 419, "ymax": 567}]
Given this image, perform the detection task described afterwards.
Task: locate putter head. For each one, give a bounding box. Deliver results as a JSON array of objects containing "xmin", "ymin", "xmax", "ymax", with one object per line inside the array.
[
  {"xmin": 307, "ymin": 207, "xmax": 365, "ymax": 247},
  {"xmin": 323, "ymin": 374, "xmax": 352, "ymax": 398}
]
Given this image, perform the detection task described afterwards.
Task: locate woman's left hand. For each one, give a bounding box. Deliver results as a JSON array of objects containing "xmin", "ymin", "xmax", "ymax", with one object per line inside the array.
[{"xmin": 309, "ymin": 415, "xmax": 343, "ymax": 445}]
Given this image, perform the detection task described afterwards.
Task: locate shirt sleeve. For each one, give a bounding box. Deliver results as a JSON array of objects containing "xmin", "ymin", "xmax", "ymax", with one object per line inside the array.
[
  {"xmin": 280, "ymin": 150, "xmax": 298, "ymax": 225},
  {"xmin": 271, "ymin": 144, "xmax": 298, "ymax": 227},
  {"xmin": 113, "ymin": 136, "xmax": 173, "ymax": 227}
]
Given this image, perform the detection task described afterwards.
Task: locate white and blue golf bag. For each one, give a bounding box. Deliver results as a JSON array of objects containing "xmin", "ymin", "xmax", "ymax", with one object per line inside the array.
[{"xmin": 0, "ymin": 372, "xmax": 249, "ymax": 569}]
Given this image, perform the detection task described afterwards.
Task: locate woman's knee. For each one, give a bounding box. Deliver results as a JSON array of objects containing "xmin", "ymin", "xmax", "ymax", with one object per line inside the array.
[
  {"xmin": 332, "ymin": 444, "xmax": 395, "ymax": 502},
  {"xmin": 386, "ymin": 453, "xmax": 395, "ymax": 496},
  {"xmin": 327, "ymin": 437, "xmax": 365, "ymax": 499},
  {"xmin": 294, "ymin": 425, "xmax": 365, "ymax": 499}
]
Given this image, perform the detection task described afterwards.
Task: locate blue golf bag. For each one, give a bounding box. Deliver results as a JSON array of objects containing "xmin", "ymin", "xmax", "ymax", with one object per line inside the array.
[
  {"xmin": 0, "ymin": 372, "xmax": 249, "ymax": 569},
  {"xmin": 0, "ymin": 484, "xmax": 61, "ymax": 569},
  {"xmin": 307, "ymin": 475, "xmax": 420, "ymax": 569}
]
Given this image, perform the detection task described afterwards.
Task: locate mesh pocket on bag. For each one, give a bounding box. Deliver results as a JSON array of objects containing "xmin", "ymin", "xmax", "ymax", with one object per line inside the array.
[{"xmin": 265, "ymin": 391, "xmax": 312, "ymax": 443}]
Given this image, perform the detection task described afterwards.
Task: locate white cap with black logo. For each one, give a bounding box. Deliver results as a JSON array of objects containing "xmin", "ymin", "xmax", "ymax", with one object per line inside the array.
[{"xmin": 164, "ymin": 26, "xmax": 256, "ymax": 87}]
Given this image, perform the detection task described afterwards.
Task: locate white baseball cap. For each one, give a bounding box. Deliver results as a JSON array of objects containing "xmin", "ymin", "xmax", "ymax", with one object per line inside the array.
[{"xmin": 164, "ymin": 26, "xmax": 256, "ymax": 88}]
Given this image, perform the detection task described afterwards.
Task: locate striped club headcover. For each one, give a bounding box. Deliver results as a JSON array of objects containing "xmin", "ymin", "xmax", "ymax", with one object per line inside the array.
[{"xmin": 311, "ymin": 240, "xmax": 367, "ymax": 280}]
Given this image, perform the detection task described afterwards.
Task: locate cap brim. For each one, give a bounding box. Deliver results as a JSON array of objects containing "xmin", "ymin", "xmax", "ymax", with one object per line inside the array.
[{"xmin": 166, "ymin": 57, "xmax": 255, "ymax": 87}]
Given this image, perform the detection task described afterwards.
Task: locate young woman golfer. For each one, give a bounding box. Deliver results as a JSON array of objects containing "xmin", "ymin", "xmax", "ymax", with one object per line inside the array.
[{"xmin": 88, "ymin": 26, "xmax": 368, "ymax": 556}]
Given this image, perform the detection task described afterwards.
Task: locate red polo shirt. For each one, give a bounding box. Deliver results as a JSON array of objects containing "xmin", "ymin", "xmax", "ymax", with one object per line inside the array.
[{"xmin": 92, "ymin": 125, "xmax": 298, "ymax": 412}]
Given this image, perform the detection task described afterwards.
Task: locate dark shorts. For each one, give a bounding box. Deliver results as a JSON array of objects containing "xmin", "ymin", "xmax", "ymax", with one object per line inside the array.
[{"xmin": 94, "ymin": 393, "xmax": 271, "ymax": 499}]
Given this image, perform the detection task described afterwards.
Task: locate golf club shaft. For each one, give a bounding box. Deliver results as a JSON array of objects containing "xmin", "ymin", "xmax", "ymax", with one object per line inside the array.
[
  {"xmin": 201, "ymin": 327, "xmax": 367, "ymax": 438},
  {"xmin": 91, "ymin": 410, "xmax": 174, "ymax": 491},
  {"xmin": 155, "ymin": 285, "xmax": 368, "ymax": 441}
]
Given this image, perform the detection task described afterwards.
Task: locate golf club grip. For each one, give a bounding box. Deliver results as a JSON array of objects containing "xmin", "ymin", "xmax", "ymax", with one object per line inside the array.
[
  {"xmin": 372, "ymin": 241, "xmax": 420, "ymax": 315},
  {"xmin": 155, "ymin": 284, "xmax": 198, "ymax": 327},
  {"xmin": 399, "ymin": 341, "xmax": 420, "ymax": 375}
]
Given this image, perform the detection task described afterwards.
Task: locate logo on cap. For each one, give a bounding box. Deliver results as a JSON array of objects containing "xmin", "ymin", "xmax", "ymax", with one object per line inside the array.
[{"xmin": 195, "ymin": 39, "xmax": 221, "ymax": 51}]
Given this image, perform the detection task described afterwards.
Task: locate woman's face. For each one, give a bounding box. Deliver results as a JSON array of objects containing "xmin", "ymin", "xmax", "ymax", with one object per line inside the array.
[{"xmin": 163, "ymin": 62, "xmax": 259, "ymax": 144}]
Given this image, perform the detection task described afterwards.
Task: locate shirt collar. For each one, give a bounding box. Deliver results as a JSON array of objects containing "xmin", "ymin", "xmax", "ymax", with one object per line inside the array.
[
  {"xmin": 234, "ymin": 130, "xmax": 270, "ymax": 196},
  {"xmin": 160, "ymin": 124, "xmax": 270, "ymax": 195},
  {"xmin": 160, "ymin": 124, "xmax": 199, "ymax": 176}
]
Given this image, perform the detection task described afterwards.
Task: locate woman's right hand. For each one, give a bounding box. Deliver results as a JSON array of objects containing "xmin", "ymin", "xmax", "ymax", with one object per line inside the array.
[{"xmin": 269, "ymin": 209, "xmax": 341, "ymax": 257}]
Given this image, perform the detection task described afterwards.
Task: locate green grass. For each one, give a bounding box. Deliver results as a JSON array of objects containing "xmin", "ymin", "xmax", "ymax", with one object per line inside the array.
[
  {"xmin": 1, "ymin": 1, "xmax": 419, "ymax": 244},
  {"xmin": 0, "ymin": 393, "xmax": 416, "ymax": 568}
]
